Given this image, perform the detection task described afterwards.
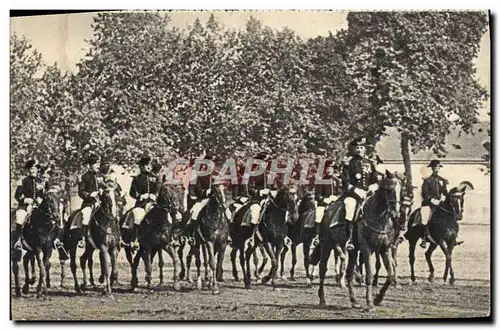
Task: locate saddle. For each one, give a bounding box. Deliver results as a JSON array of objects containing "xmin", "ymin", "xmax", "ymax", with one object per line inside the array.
[
  {"xmin": 303, "ymin": 209, "xmax": 316, "ymax": 229},
  {"xmin": 322, "ymin": 199, "xmax": 347, "ymax": 229}
]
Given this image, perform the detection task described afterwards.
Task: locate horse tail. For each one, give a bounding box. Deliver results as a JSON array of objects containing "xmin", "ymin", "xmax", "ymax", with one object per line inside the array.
[{"xmin": 309, "ymin": 244, "xmax": 321, "ymax": 266}]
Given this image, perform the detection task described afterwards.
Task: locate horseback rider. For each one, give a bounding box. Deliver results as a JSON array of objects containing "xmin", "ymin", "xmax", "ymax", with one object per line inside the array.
[
  {"xmin": 129, "ymin": 154, "xmax": 161, "ymax": 249},
  {"xmin": 312, "ymin": 160, "xmax": 341, "ymax": 245},
  {"xmin": 187, "ymin": 154, "xmax": 215, "ymax": 234},
  {"xmin": 77, "ymin": 153, "xmax": 106, "ymax": 249},
  {"xmin": 247, "ymin": 151, "xmax": 272, "ymax": 246},
  {"xmin": 227, "ymin": 157, "xmax": 250, "ymax": 222},
  {"xmin": 420, "ymin": 160, "xmax": 462, "ymax": 248},
  {"xmin": 342, "ymin": 137, "xmax": 381, "ymax": 251},
  {"xmin": 12, "ymin": 159, "xmax": 45, "ymax": 250}
]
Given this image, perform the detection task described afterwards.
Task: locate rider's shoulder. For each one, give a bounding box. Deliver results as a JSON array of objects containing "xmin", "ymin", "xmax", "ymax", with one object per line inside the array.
[
  {"xmin": 439, "ymin": 176, "xmax": 449, "ymax": 185},
  {"xmin": 16, "ymin": 178, "xmax": 24, "ymax": 186}
]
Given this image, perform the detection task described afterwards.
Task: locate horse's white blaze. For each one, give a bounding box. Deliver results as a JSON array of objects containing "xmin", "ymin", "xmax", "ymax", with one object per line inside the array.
[
  {"xmin": 109, "ymin": 190, "xmax": 117, "ymax": 218},
  {"xmin": 220, "ymin": 185, "xmax": 226, "ymax": 204},
  {"xmin": 394, "ymin": 181, "xmax": 401, "ymax": 214}
]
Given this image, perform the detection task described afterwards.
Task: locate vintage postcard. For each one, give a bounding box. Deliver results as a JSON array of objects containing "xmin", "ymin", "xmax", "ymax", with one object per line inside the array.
[{"xmin": 10, "ymin": 10, "xmax": 491, "ymax": 320}]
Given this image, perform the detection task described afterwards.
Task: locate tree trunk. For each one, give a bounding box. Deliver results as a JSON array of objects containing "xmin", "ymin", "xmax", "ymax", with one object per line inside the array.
[{"xmin": 401, "ymin": 132, "xmax": 413, "ymax": 189}]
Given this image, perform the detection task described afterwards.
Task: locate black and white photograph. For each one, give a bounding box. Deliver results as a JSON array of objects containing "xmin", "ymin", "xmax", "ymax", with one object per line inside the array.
[{"xmin": 9, "ymin": 10, "xmax": 491, "ymax": 320}]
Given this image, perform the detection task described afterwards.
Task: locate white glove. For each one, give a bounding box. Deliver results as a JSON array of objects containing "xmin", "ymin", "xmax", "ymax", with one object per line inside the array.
[
  {"xmin": 368, "ymin": 183, "xmax": 379, "ymax": 193},
  {"xmin": 24, "ymin": 198, "xmax": 34, "ymax": 205},
  {"xmin": 354, "ymin": 188, "xmax": 367, "ymax": 199},
  {"xmin": 431, "ymin": 198, "xmax": 440, "ymax": 206},
  {"xmin": 206, "ymin": 188, "xmax": 212, "ymax": 196},
  {"xmin": 260, "ymin": 188, "xmax": 270, "ymax": 196},
  {"xmin": 140, "ymin": 193, "xmax": 149, "ymax": 200},
  {"xmin": 175, "ymin": 212, "xmax": 182, "ymax": 220},
  {"xmin": 36, "ymin": 197, "xmax": 43, "ymax": 205},
  {"xmin": 90, "ymin": 191, "xmax": 99, "ymax": 198},
  {"xmin": 440, "ymin": 195, "xmax": 446, "ymax": 202},
  {"xmin": 149, "ymin": 194, "xmax": 157, "ymax": 201}
]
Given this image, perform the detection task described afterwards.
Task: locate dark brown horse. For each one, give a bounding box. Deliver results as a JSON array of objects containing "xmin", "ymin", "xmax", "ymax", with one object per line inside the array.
[
  {"xmin": 245, "ymin": 186, "xmax": 299, "ymax": 290},
  {"xmin": 316, "ymin": 171, "xmax": 402, "ymax": 310},
  {"xmin": 279, "ymin": 190, "xmax": 317, "ymax": 286},
  {"xmin": 195, "ymin": 183, "xmax": 230, "ymax": 294},
  {"xmin": 405, "ymin": 182, "xmax": 471, "ymax": 285},
  {"xmin": 12, "ymin": 188, "xmax": 61, "ymax": 298},
  {"xmin": 129, "ymin": 183, "xmax": 185, "ymax": 291}
]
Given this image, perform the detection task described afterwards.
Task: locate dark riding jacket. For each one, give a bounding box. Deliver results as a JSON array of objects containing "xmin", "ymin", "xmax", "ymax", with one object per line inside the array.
[
  {"xmin": 78, "ymin": 170, "xmax": 105, "ymax": 209},
  {"xmin": 130, "ymin": 171, "xmax": 161, "ymax": 208},
  {"xmin": 341, "ymin": 155, "xmax": 379, "ymax": 200},
  {"xmin": 315, "ymin": 174, "xmax": 341, "ymax": 206},
  {"xmin": 15, "ymin": 175, "xmax": 45, "ymax": 210},
  {"xmin": 421, "ymin": 174, "xmax": 448, "ymax": 207}
]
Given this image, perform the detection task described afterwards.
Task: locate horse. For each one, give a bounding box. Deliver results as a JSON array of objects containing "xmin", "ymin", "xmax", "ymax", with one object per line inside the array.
[
  {"xmin": 129, "ymin": 183, "xmax": 186, "ymax": 291},
  {"xmin": 315, "ymin": 170, "xmax": 402, "ymax": 310},
  {"xmin": 279, "ymin": 189, "xmax": 317, "ymax": 286},
  {"xmin": 194, "ymin": 183, "xmax": 230, "ymax": 294},
  {"xmin": 370, "ymin": 175, "xmax": 414, "ymax": 287},
  {"xmin": 404, "ymin": 182, "xmax": 471, "ymax": 285},
  {"xmin": 245, "ymin": 186, "xmax": 299, "ymax": 290},
  {"xmin": 12, "ymin": 187, "xmax": 62, "ymax": 298}
]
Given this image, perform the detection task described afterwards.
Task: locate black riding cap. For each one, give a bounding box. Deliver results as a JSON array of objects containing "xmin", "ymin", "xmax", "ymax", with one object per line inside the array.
[
  {"xmin": 350, "ymin": 137, "xmax": 367, "ymax": 147},
  {"xmin": 87, "ymin": 154, "xmax": 100, "ymax": 165},
  {"xmin": 255, "ymin": 152, "xmax": 271, "ymax": 161},
  {"xmin": 427, "ymin": 159, "xmax": 443, "ymax": 168},
  {"xmin": 138, "ymin": 155, "xmax": 151, "ymax": 166},
  {"xmin": 325, "ymin": 160, "xmax": 335, "ymax": 169},
  {"xmin": 24, "ymin": 159, "xmax": 38, "ymax": 170}
]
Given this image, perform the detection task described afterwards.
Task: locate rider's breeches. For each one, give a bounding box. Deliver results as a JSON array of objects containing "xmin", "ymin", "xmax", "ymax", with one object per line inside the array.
[
  {"xmin": 81, "ymin": 206, "xmax": 93, "ymax": 226},
  {"xmin": 249, "ymin": 204, "xmax": 261, "ymax": 225},
  {"xmin": 315, "ymin": 206, "xmax": 325, "ymax": 224},
  {"xmin": 190, "ymin": 199, "xmax": 209, "ymax": 221},
  {"xmin": 132, "ymin": 202, "xmax": 154, "ymax": 225},
  {"xmin": 344, "ymin": 197, "xmax": 357, "ymax": 222},
  {"xmin": 15, "ymin": 207, "xmax": 30, "ymax": 226},
  {"xmin": 420, "ymin": 206, "xmax": 433, "ymax": 226}
]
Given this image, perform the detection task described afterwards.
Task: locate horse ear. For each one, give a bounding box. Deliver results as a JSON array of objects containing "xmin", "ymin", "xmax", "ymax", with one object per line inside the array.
[{"xmin": 385, "ymin": 169, "xmax": 392, "ymax": 176}]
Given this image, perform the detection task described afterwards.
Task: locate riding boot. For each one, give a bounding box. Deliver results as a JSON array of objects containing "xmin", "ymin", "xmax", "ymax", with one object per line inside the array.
[
  {"xmin": 12, "ymin": 224, "xmax": 23, "ymax": 251},
  {"xmin": 420, "ymin": 225, "xmax": 428, "ymax": 249},
  {"xmin": 78, "ymin": 225, "xmax": 89, "ymax": 249},
  {"xmin": 346, "ymin": 221, "xmax": 355, "ymax": 251}
]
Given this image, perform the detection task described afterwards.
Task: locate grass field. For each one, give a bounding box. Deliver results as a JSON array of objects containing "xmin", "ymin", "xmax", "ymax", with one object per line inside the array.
[{"xmin": 11, "ymin": 223, "xmax": 490, "ymax": 320}]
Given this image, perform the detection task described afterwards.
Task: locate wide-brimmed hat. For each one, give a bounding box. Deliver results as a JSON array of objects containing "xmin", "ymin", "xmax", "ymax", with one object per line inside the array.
[
  {"xmin": 350, "ymin": 137, "xmax": 367, "ymax": 147},
  {"xmin": 24, "ymin": 159, "xmax": 38, "ymax": 170},
  {"xmin": 87, "ymin": 154, "xmax": 100, "ymax": 165},
  {"xmin": 427, "ymin": 159, "xmax": 443, "ymax": 168},
  {"xmin": 138, "ymin": 154, "xmax": 151, "ymax": 166}
]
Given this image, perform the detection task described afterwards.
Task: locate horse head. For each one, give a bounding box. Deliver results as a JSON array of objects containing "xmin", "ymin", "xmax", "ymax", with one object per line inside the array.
[
  {"xmin": 298, "ymin": 188, "xmax": 316, "ymax": 214},
  {"xmin": 98, "ymin": 180, "xmax": 119, "ymax": 219},
  {"xmin": 158, "ymin": 183, "xmax": 186, "ymax": 221},
  {"xmin": 276, "ymin": 186, "xmax": 299, "ymax": 223},
  {"xmin": 445, "ymin": 186, "xmax": 467, "ymax": 221},
  {"xmin": 378, "ymin": 170, "xmax": 403, "ymax": 220},
  {"xmin": 209, "ymin": 183, "xmax": 227, "ymax": 206},
  {"xmin": 38, "ymin": 186, "xmax": 62, "ymax": 225}
]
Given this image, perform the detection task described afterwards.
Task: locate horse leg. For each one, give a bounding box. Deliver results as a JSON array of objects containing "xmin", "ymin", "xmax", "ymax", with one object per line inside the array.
[
  {"xmin": 79, "ymin": 249, "xmax": 89, "ymax": 289},
  {"xmin": 318, "ymin": 241, "xmax": 333, "ymax": 306},
  {"xmin": 178, "ymin": 242, "xmax": 186, "ymax": 281},
  {"xmin": 216, "ymin": 244, "xmax": 226, "ymax": 283},
  {"xmin": 202, "ymin": 244, "xmax": 210, "ymax": 283},
  {"xmin": 257, "ymin": 243, "xmax": 268, "ymax": 278},
  {"xmin": 165, "ymin": 244, "xmax": 181, "ymax": 290},
  {"xmin": 185, "ymin": 244, "xmax": 195, "ymax": 283},
  {"xmin": 346, "ymin": 250, "xmax": 360, "ymax": 308},
  {"xmin": 142, "ymin": 246, "xmax": 152, "ymax": 289},
  {"xmin": 392, "ymin": 245, "xmax": 399, "ymax": 288},
  {"xmin": 425, "ymin": 243, "xmax": 438, "ymax": 283},
  {"xmin": 12, "ymin": 252, "xmax": 21, "ymax": 297},
  {"xmin": 372, "ymin": 252, "xmax": 381, "ymax": 287},
  {"xmin": 289, "ymin": 243, "xmax": 297, "ymax": 281},
  {"xmin": 362, "ymin": 248, "xmax": 374, "ymax": 311},
  {"xmin": 69, "ymin": 248, "xmax": 82, "ymax": 293},
  {"xmin": 30, "ymin": 255, "xmax": 36, "ymax": 285},
  {"xmin": 244, "ymin": 243, "xmax": 257, "ymax": 288},
  {"xmin": 154, "ymin": 249, "xmax": 164, "ymax": 286},
  {"xmin": 231, "ymin": 247, "xmax": 239, "ymax": 281},
  {"xmin": 303, "ymin": 239, "xmax": 312, "ymax": 286},
  {"xmin": 252, "ymin": 246, "xmax": 259, "ymax": 279},
  {"xmin": 109, "ymin": 247, "xmax": 118, "ymax": 288},
  {"xmin": 279, "ymin": 244, "xmax": 288, "ymax": 281},
  {"xmin": 35, "ymin": 249, "xmax": 47, "ymax": 298},
  {"xmin": 99, "ymin": 245, "xmax": 112, "ymax": 295},
  {"xmin": 409, "ymin": 239, "xmax": 417, "ymax": 284},
  {"xmin": 130, "ymin": 247, "xmax": 142, "ymax": 291},
  {"xmin": 59, "ymin": 258, "xmax": 66, "ymax": 288},
  {"xmin": 205, "ymin": 241, "xmax": 219, "ymax": 294},
  {"xmin": 374, "ymin": 249, "xmax": 394, "ymax": 306},
  {"xmin": 22, "ymin": 252, "xmax": 31, "ymax": 294},
  {"xmin": 337, "ymin": 246, "xmax": 347, "ymax": 288},
  {"xmin": 262, "ymin": 242, "xmax": 279, "ymax": 291},
  {"xmin": 439, "ymin": 240, "xmax": 455, "ymax": 285},
  {"xmin": 43, "ymin": 249, "xmax": 52, "ymax": 289}
]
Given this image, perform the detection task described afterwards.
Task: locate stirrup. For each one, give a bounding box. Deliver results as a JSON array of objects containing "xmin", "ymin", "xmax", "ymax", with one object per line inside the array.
[
  {"xmin": 14, "ymin": 240, "xmax": 22, "ymax": 251},
  {"xmin": 346, "ymin": 240, "xmax": 355, "ymax": 251},
  {"xmin": 420, "ymin": 240, "xmax": 428, "ymax": 249},
  {"xmin": 312, "ymin": 235, "xmax": 320, "ymax": 247},
  {"xmin": 53, "ymin": 238, "xmax": 64, "ymax": 249},
  {"xmin": 77, "ymin": 239, "xmax": 85, "ymax": 249},
  {"xmin": 131, "ymin": 240, "xmax": 140, "ymax": 251}
]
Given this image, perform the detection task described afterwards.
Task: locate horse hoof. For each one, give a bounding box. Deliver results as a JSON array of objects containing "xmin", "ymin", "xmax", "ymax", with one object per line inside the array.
[
  {"xmin": 29, "ymin": 277, "xmax": 36, "ymax": 285},
  {"xmin": 306, "ymin": 278, "xmax": 312, "ymax": 288},
  {"xmin": 22, "ymin": 284, "xmax": 29, "ymax": 295},
  {"xmin": 340, "ymin": 282, "xmax": 346, "ymax": 289},
  {"xmin": 428, "ymin": 274, "xmax": 435, "ymax": 283},
  {"xmin": 256, "ymin": 278, "xmax": 262, "ymax": 284},
  {"xmin": 99, "ymin": 275, "xmax": 105, "ymax": 284},
  {"xmin": 373, "ymin": 295, "xmax": 383, "ymax": 306},
  {"xmin": 46, "ymin": 282, "xmax": 51, "ymax": 289},
  {"xmin": 173, "ymin": 281, "xmax": 181, "ymax": 291},
  {"xmin": 131, "ymin": 277, "xmax": 138, "ymax": 290},
  {"xmin": 262, "ymin": 276, "xmax": 270, "ymax": 284},
  {"xmin": 196, "ymin": 278, "xmax": 202, "ymax": 290},
  {"xmin": 372, "ymin": 280, "xmax": 379, "ymax": 287},
  {"xmin": 15, "ymin": 287, "xmax": 22, "ymax": 297},
  {"xmin": 146, "ymin": 282, "xmax": 152, "ymax": 290},
  {"xmin": 449, "ymin": 278, "xmax": 455, "ymax": 286},
  {"xmin": 280, "ymin": 276, "xmax": 287, "ymax": 282},
  {"xmin": 158, "ymin": 280, "xmax": 164, "ymax": 286},
  {"xmin": 351, "ymin": 302, "xmax": 361, "ymax": 309},
  {"xmin": 366, "ymin": 306, "xmax": 375, "ymax": 313},
  {"xmin": 212, "ymin": 288, "xmax": 220, "ymax": 295},
  {"xmin": 179, "ymin": 271, "xmax": 186, "ymax": 281},
  {"xmin": 319, "ymin": 298, "xmax": 326, "ymax": 306},
  {"xmin": 289, "ymin": 276, "xmax": 296, "ymax": 282},
  {"xmin": 233, "ymin": 277, "xmax": 240, "ymax": 282}
]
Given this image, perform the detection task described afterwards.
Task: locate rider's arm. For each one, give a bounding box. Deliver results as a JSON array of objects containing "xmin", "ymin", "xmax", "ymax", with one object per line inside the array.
[
  {"xmin": 129, "ymin": 177, "xmax": 139, "ymax": 200},
  {"xmin": 78, "ymin": 175, "xmax": 90, "ymax": 200},
  {"xmin": 14, "ymin": 179, "xmax": 24, "ymax": 203},
  {"xmin": 421, "ymin": 178, "xmax": 431, "ymax": 205},
  {"xmin": 341, "ymin": 160, "xmax": 354, "ymax": 193}
]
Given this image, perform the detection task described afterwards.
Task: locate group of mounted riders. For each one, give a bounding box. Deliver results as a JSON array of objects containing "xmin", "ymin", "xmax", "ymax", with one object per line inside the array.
[{"xmin": 11, "ymin": 136, "xmax": 462, "ymax": 264}]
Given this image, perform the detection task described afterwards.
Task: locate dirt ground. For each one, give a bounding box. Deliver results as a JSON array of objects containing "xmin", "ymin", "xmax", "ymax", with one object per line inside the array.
[{"xmin": 11, "ymin": 224, "xmax": 491, "ymax": 320}]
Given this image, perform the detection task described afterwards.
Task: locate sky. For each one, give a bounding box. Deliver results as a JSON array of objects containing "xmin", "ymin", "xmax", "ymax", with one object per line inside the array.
[{"xmin": 10, "ymin": 11, "xmax": 490, "ymax": 120}]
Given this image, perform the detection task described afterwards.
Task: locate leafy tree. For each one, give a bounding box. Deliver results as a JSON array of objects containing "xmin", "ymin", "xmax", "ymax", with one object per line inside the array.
[{"xmin": 343, "ymin": 11, "xmax": 489, "ymax": 186}]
